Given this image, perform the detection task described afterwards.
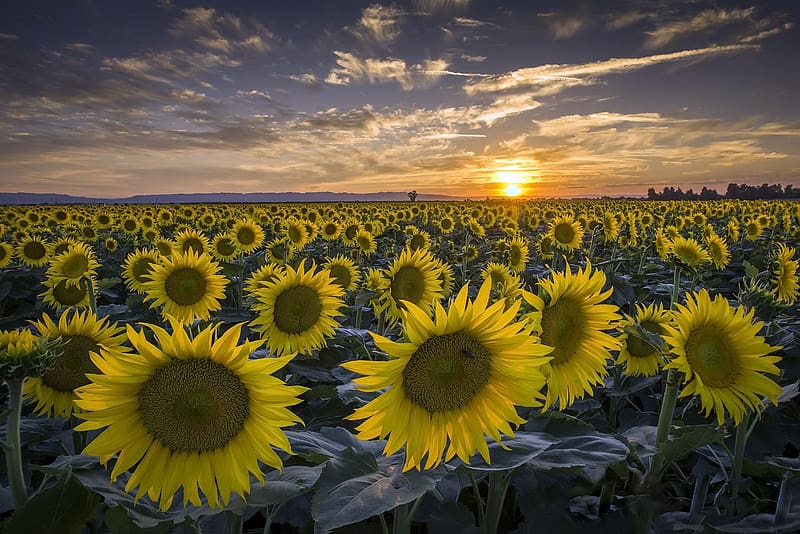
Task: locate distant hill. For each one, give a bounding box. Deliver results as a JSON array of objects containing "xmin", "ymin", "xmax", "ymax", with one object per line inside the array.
[{"xmin": 0, "ymin": 191, "xmax": 462, "ymax": 205}]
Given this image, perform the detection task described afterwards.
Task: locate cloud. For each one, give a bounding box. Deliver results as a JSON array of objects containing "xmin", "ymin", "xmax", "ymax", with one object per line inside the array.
[
  {"xmin": 288, "ymin": 73, "xmax": 322, "ymax": 87},
  {"xmin": 452, "ymin": 17, "xmax": 494, "ymax": 28},
  {"xmin": 169, "ymin": 7, "xmax": 276, "ymax": 54},
  {"xmin": 464, "ymin": 44, "xmax": 758, "ymax": 96},
  {"xmin": 740, "ymin": 22, "xmax": 794, "ymax": 44},
  {"xmin": 606, "ymin": 11, "xmax": 651, "ymax": 31},
  {"xmin": 0, "ymin": 33, "xmax": 19, "ymax": 41},
  {"xmin": 537, "ymin": 12, "xmax": 587, "ymax": 39},
  {"xmin": 461, "ymin": 54, "xmax": 487, "ymax": 62},
  {"xmin": 325, "ymin": 51, "xmax": 448, "ymax": 90},
  {"xmin": 350, "ymin": 4, "xmax": 403, "ymax": 47},
  {"xmin": 644, "ymin": 7, "xmax": 756, "ymax": 49},
  {"xmin": 413, "ymin": 0, "xmax": 470, "ymax": 13}
]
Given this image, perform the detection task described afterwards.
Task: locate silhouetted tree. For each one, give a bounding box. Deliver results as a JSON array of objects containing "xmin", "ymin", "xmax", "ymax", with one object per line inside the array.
[{"xmin": 408, "ymin": 190, "xmax": 418, "ymax": 201}]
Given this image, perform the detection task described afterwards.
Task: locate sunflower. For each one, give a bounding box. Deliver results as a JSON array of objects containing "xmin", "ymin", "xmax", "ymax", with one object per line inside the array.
[
  {"xmin": 663, "ymin": 290, "xmax": 782, "ymax": 425},
  {"xmin": 323, "ymin": 255, "xmax": 361, "ymax": 291},
  {"xmin": 602, "ymin": 212, "xmax": 619, "ymax": 242},
  {"xmin": 743, "ymin": 220, "xmax": 762, "ymax": 240},
  {"xmin": 378, "ymin": 247, "xmax": 445, "ymax": 324},
  {"xmin": 341, "ymin": 220, "xmax": 361, "ymax": 245},
  {"xmin": 524, "ymin": 261, "xmax": 620, "ymax": 410},
  {"xmin": 16, "ymin": 235, "xmax": 50, "ymax": 267},
  {"xmin": 232, "ymin": 219, "xmax": 264, "ymax": 255},
  {"xmin": 25, "ymin": 309, "xmax": 128, "ymax": 417},
  {"xmin": 0, "ymin": 241, "xmax": 13, "ymax": 268},
  {"xmin": 207, "ymin": 233, "xmax": 237, "ymax": 262},
  {"xmin": 120, "ymin": 217, "xmax": 139, "ymax": 235},
  {"xmin": 244, "ymin": 263, "xmax": 285, "ymax": 296},
  {"xmin": 343, "ymin": 278, "xmax": 551, "ymax": 471},
  {"xmin": 320, "ymin": 220, "xmax": 341, "ymax": 241},
  {"xmin": 174, "ymin": 229, "xmax": 210, "ymax": 256},
  {"xmin": 771, "ymin": 244, "xmax": 799, "ymax": 305},
  {"xmin": 549, "ymin": 215, "xmax": 584, "ymax": 251},
  {"xmin": 250, "ymin": 261, "xmax": 345, "ymax": 356},
  {"xmin": 705, "ymin": 233, "xmax": 730, "ymax": 270},
  {"xmin": 284, "ymin": 219, "xmax": 309, "ymax": 249},
  {"xmin": 670, "ymin": 236, "xmax": 711, "ymax": 269},
  {"xmin": 616, "ymin": 303, "xmax": 671, "ymax": 377},
  {"xmin": 407, "ymin": 231, "xmax": 431, "ymax": 252},
  {"xmin": 355, "ymin": 230, "xmax": 377, "ymax": 256},
  {"xmin": 76, "ymin": 317, "xmax": 307, "ymax": 510},
  {"xmin": 122, "ymin": 248, "xmax": 161, "ymax": 294},
  {"xmin": 265, "ymin": 237, "xmax": 294, "ymax": 265},
  {"xmin": 727, "ymin": 219, "xmax": 740, "ymax": 241},
  {"xmin": 437, "ymin": 216, "xmax": 455, "ymax": 234},
  {"xmin": 654, "ymin": 228, "xmax": 672, "ymax": 260},
  {"xmin": 534, "ymin": 234, "xmax": 554, "ymax": 260},
  {"xmin": 506, "ymin": 235, "xmax": 529, "ymax": 272},
  {"xmin": 142, "ymin": 250, "xmax": 228, "ymax": 324},
  {"xmin": 40, "ymin": 277, "xmax": 93, "ymax": 310},
  {"xmin": 47, "ymin": 242, "xmax": 99, "ymax": 288}
]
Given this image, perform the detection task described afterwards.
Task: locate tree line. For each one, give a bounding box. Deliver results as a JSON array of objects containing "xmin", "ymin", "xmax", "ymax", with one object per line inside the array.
[{"xmin": 646, "ymin": 182, "xmax": 799, "ymax": 200}]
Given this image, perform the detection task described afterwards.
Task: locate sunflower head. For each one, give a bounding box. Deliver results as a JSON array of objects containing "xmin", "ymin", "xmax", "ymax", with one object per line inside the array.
[
  {"xmin": 16, "ymin": 235, "xmax": 50, "ymax": 267},
  {"xmin": 343, "ymin": 278, "xmax": 551, "ymax": 471},
  {"xmin": 232, "ymin": 219, "xmax": 265, "ymax": 254},
  {"xmin": 250, "ymin": 260, "xmax": 345, "ymax": 355},
  {"xmin": 323, "ymin": 255, "xmax": 361, "ymax": 291},
  {"xmin": 616, "ymin": 302, "xmax": 671, "ymax": 377},
  {"xmin": 122, "ymin": 248, "xmax": 161, "ymax": 294},
  {"xmin": 669, "ymin": 236, "xmax": 711, "ymax": 270},
  {"xmin": 549, "ymin": 215, "xmax": 584, "ymax": 251},
  {"xmin": 76, "ymin": 317, "xmax": 307, "ymax": 510},
  {"xmin": 663, "ymin": 289, "xmax": 782, "ymax": 425},
  {"xmin": 771, "ymin": 244, "xmax": 799, "ymax": 305},
  {"xmin": 379, "ymin": 247, "xmax": 445, "ymax": 324},
  {"xmin": 0, "ymin": 328, "xmax": 63, "ymax": 380},
  {"xmin": 47, "ymin": 242, "xmax": 99, "ymax": 287}
]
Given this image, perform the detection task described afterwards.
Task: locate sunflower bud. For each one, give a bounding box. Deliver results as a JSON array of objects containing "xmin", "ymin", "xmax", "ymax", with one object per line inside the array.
[{"xmin": 0, "ymin": 330, "xmax": 64, "ymax": 380}]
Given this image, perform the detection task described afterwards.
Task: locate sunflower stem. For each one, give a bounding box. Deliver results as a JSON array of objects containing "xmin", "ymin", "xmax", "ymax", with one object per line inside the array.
[
  {"xmin": 483, "ymin": 470, "xmax": 511, "ymax": 534},
  {"xmin": 262, "ymin": 502, "xmax": 284, "ymax": 534},
  {"xmin": 224, "ymin": 511, "xmax": 242, "ymax": 534},
  {"xmin": 84, "ymin": 276, "xmax": 97, "ymax": 315},
  {"xmin": 598, "ymin": 479, "xmax": 616, "ymax": 513},
  {"xmin": 391, "ymin": 503, "xmax": 411, "ymax": 534},
  {"xmin": 470, "ymin": 473, "xmax": 486, "ymax": 525},
  {"xmin": 4, "ymin": 378, "xmax": 29, "ymax": 508},
  {"xmin": 687, "ymin": 473, "xmax": 709, "ymax": 531},
  {"xmin": 774, "ymin": 473, "xmax": 794, "ymax": 528},
  {"xmin": 670, "ymin": 266, "xmax": 682, "ymax": 310},
  {"xmin": 730, "ymin": 413, "xmax": 750, "ymax": 504},
  {"xmin": 379, "ymin": 513, "xmax": 390, "ymax": 534}
]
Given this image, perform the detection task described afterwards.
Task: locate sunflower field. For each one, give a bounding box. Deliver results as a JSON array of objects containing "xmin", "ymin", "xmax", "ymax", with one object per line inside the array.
[{"xmin": 1, "ymin": 200, "xmax": 799, "ymax": 534}]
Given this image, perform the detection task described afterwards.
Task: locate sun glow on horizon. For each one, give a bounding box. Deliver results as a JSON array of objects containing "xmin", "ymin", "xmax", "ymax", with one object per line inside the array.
[{"xmin": 503, "ymin": 183, "xmax": 523, "ymax": 197}]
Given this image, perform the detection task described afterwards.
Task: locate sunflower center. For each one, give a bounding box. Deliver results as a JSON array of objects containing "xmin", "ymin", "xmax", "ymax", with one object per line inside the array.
[
  {"xmin": 138, "ymin": 359, "xmax": 249, "ymax": 452},
  {"xmin": 402, "ymin": 331, "xmax": 492, "ymax": 412},
  {"xmin": 324, "ymin": 223, "xmax": 337, "ymax": 236},
  {"xmin": 328, "ymin": 264, "xmax": 352, "ymax": 288},
  {"xmin": 165, "ymin": 268, "xmax": 207, "ymax": 306},
  {"xmin": 344, "ymin": 225, "xmax": 359, "ymax": 240},
  {"xmin": 553, "ymin": 223, "xmax": 575, "ymax": 245},
  {"xmin": 273, "ymin": 286, "xmax": 322, "ymax": 334},
  {"xmin": 409, "ymin": 234, "xmax": 426, "ymax": 251},
  {"xmin": 391, "ymin": 266, "xmax": 425, "ymax": 305},
  {"xmin": 133, "ymin": 257, "xmax": 157, "ymax": 282},
  {"xmin": 287, "ymin": 225, "xmax": 304, "ymax": 243},
  {"xmin": 41, "ymin": 335, "xmax": 100, "ymax": 392},
  {"xmin": 540, "ymin": 297, "xmax": 586, "ymax": 366},
  {"xmin": 216, "ymin": 238, "xmax": 236, "ymax": 257},
  {"xmin": 626, "ymin": 320, "xmax": 662, "ymax": 359},
  {"xmin": 52, "ymin": 280, "xmax": 88, "ymax": 305},
  {"xmin": 61, "ymin": 254, "xmax": 89, "ymax": 278},
  {"xmin": 237, "ymin": 227, "xmax": 256, "ymax": 245},
  {"xmin": 357, "ymin": 235, "xmax": 372, "ymax": 250},
  {"xmin": 182, "ymin": 238, "xmax": 204, "ymax": 254},
  {"xmin": 685, "ymin": 326, "xmax": 740, "ymax": 387},
  {"xmin": 510, "ymin": 246, "xmax": 522, "ymax": 265},
  {"xmin": 24, "ymin": 241, "xmax": 46, "ymax": 260},
  {"xmin": 124, "ymin": 220, "xmax": 137, "ymax": 232}
]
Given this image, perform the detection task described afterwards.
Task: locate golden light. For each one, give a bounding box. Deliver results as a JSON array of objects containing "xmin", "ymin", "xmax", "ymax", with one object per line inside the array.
[{"xmin": 504, "ymin": 183, "xmax": 522, "ymax": 197}]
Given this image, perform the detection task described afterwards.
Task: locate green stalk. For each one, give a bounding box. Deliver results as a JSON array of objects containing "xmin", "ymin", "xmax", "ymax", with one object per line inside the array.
[
  {"xmin": 224, "ymin": 511, "xmax": 242, "ymax": 534},
  {"xmin": 5, "ymin": 378, "xmax": 28, "ymax": 507},
  {"xmin": 262, "ymin": 502, "xmax": 284, "ymax": 534},
  {"xmin": 730, "ymin": 413, "xmax": 750, "ymax": 502},
  {"xmin": 392, "ymin": 503, "xmax": 410, "ymax": 534},
  {"xmin": 598, "ymin": 479, "xmax": 616, "ymax": 513},
  {"xmin": 469, "ymin": 473, "xmax": 486, "ymax": 526},
  {"xmin": 774, "ymin": 474, "xmax": 793, "ymax": 528},
  {"xmin": 84, "ymin": 276, "xmax": 98, "ymax": 315},
  {"xmin": 670, "ymin": 266, "xmax": 681, "ymax": 310},
  {"xmin": 483, "ymin": 471, "xmax": 511, "ymax": 534},
  {"xmin": 654, "ymin": 368, "xmax": 681, "ymax": 447}
]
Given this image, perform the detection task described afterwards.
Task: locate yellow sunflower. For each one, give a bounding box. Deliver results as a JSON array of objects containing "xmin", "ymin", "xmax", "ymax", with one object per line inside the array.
[
  {"xmin": 206, "ymin": 234, "xmax": 234, "ymax": 263},
  {"xmin": 378, "ymin": 247, "xmax": 445, "ymax": 324},
  {"xmin": 506, "ymin": 235, "xmax": 529, "ymax": 272},
  {"xmin": 25, "ymin": 309, "xmax": 128, "ymax": 418},
  {"xmin": 16, "ymin": 235, "xmax": 50, "ymax": 267},
  {"xmin": 284, "ymin": 219, "xmax": 309, "ymax": 249},
  {"xmin": 250, "ymin": 261, "xmax": 345, "ymax": 356},
  {"xmin": 663, "ymin": 290, "xmax": 782, "ymax": 425},
  {"xmin": 549, "ymin": 215, "xmax": 584, "ymax": 251},
  {"xmin": 320, "ymin": 220, "xmax": 341, "ymax": 241},
  {"xmin": 40, "ymin": 277, "xmax": 93, "ymax": 311},
  {"xmin": 76, "ymin": 317, "xmax": 307, "ymax": 510},
  {"xmin": 743, "ymin": 220, "xmax": 762, "ymax": 240},
  {"xmin": 524, "ymin": 261, "xmax": 620, "ymax": 410},
  {"xmin": 47, "ymin": 242, "xmax": 99, "ymax": 288},
  {"xmin": 231, "ymin": 219, "xmax": 264, "ymax": 255},
  {"xmin": 771, "ymin": 244, "xmax": 799, "ymax": 305},
  {"xmin": 616, "ymin": 303, "xmax": 671, "ymax": 377},
  {"xmin": 265, "ymin": 237, "xmax": 294, "ymax": 265},
  {"xmin": 407, "ymin": 231, "xmax": 431, "ymax": 252},
  {"xmin": 343, "ymin": 278, "xmax": 551, "ymax": 471},
  {"xmin": 323, "ymin": 255, "xmax": 361, "ymax": 291},
  {"xmin": 244, "ymin": 263, "xmax": 285, "ymax": 296},
  {"xmin": 355, "ymin": 230, "xmax": 377, "ymax": 256},
  {"xmin": 174, "ymin": 229, "xmax": 210, "ymax": 255},
  {"xmin": 705, "ymin": 233, "xmax": 730, "ymax": 270},
  {"xmin": 142, "ymin": 250, "xmax": 228, "ymax": 324},
  {"xmin": 534, "ymin": 234, "xmax": 554, "ymax": 260},
  {"xmin": 122, "ymin": 248, "xmax": 161, "ymax": 294},
  {"xmin": 0, "ymin": 241, "xmax": 14, "ymax": 268},
  {"xmin": 670, "ymin": 236, "xmax": 711, "ymax": 269}
]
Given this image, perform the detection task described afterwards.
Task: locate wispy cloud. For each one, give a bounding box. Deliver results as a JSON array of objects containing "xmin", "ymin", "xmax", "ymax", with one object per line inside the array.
[
  {"xmin": 0, "ymin": 33, "xmax": 19, "ymax": 41},
  {"xmin": 169, "ymin": 7, "xmax": 276, "ymax": 54},
  {"xmin": 349, "ymin": 4, "xmax": 403, "ymax": 48},
  {"xmin": 461, "ymin": 53, "xmax": 487, "ymax": 63},
  {"xmin": 325, "ymin": 51, "xmax": 448, "ymax": 90},
  {"xmin": 464, "ymin": 44, "xmax": 758, "ymax": 96},
  {"xmin": 606, "ymin": 11, "xmax": 651, "ymax": 31},
  {"xmin": 644, "ymin": 7, "xmax": 755, "ymax": 49},
  {"xmin": 537, "ymin": 12, "xmax": 587, "ymax": 39},
  {"xmin": 413, "ymin": 0, "xmax": 470, "ymax": 14}
]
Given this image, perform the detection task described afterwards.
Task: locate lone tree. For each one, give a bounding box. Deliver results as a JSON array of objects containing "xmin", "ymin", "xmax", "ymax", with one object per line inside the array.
[{"xmin": 408, "ymin": 190, "xmax": 418, "ymax": 201}]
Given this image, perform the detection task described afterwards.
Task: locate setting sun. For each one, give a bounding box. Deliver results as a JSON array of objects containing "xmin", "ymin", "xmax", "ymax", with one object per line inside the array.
[{"xmin": 504, "ymin": 183, "xmax": 523, "ymax": 197}]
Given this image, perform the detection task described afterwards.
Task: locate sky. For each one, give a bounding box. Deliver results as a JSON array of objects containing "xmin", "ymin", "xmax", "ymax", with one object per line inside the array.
[{"xmin": 0, "ymin": 0, "xmax": 798, "ymax": 199}]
